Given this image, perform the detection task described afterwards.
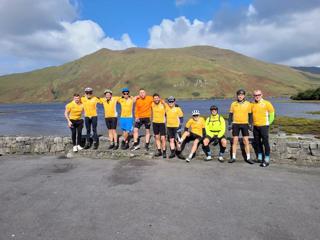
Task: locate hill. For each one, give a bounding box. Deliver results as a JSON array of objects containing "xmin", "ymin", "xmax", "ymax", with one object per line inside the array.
[
  {"xmin": 0, "ymin": 46, "xmax": 320, "ymax": 103},
  {"xmin": 292, "ymin": 66, "xmax": 320, "ymax": 75}
]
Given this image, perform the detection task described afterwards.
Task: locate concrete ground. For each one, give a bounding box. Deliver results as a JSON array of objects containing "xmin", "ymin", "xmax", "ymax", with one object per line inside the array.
[{"xmin": 0, "ymin": 155, "xmax": 319, "ymax": 240}]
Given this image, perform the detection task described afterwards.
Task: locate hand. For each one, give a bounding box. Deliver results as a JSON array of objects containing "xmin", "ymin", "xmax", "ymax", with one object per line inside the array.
[
  {"xmin": 135, "ymin": 118, "xmax": 140, "ymax": 123},
  {"xmin": 68, "ymin": 121, "xmax": 73, "ymax": 128}
]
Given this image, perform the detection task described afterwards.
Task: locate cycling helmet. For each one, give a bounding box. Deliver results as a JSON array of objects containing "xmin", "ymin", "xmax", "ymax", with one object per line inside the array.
[
  {"xmin": 236, "ymin": 89, "xmax": 246, "ymax": 95},
  {"xmin": 122, "ymin": 87, "xmax": 129, "ymax": 92},
  {"xmin": 104, "ymin": 89, "xmax": 112, "ymax": 94},
  {"xmin": 192, "ymin": 110, "xmax": 200, "ymax": 116},
  {"xmin": 167, "ymin": 96, "xmax": 176, "ymax": 102},
  {"xmin": 210, "ymin": 105, "xmax": 218, "ymax": 111},
  {"xmin": 84, "ymin": 87, "xmax": 93, "ymax": 93}
]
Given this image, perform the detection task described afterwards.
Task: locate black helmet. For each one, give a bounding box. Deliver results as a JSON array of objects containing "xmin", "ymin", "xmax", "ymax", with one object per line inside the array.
[
  {"xmin": 167, "ymin": 96, "xmax": 176, "ymax": 102},
  {"xmin": 210, "ymin": 105, "xmax": 218, "ymax": 111},
  {"xmin": 236, "ymin": 89, "xmax": 246, "ymax": 95}
]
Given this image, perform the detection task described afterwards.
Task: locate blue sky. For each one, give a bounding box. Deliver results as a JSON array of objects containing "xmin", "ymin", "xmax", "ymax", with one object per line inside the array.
[
  {"xmin": 0, "ymin": 0, "xmax": 319, "ymax": 75},
  {"xmin": 80, "ymin": 0, "xmax": 252, "ymax": 47}
]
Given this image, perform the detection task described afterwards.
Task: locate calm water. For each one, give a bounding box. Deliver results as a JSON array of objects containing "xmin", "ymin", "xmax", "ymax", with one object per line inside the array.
[{"xmin": 0, "ymin": 98, "xmax": 319, "ymax": 136}]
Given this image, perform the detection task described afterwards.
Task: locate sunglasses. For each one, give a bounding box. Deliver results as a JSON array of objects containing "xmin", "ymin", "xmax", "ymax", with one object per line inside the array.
[
  {"xmin": 168, "ymin": 101, "xmax": 175, "ymax": 103},
  {"xmin": 122, "ymin": 92, "xmax": 129, "ymax": 95},
  {"xmin": 254, "ymin": 94, "xmax": 262, "ymax": 97},
  {"xmin": 85, "ymin": 92, "xmax": 93, "ymax": 94},
  {"xmin": 193, "ymin": 115, "xmax": 199, "ymax": 117}
]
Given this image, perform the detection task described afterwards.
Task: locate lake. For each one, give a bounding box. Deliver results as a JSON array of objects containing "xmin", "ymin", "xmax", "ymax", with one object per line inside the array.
[{"xmin": 0, "ymin": 98, "xmax": 319, "ymax": 136}]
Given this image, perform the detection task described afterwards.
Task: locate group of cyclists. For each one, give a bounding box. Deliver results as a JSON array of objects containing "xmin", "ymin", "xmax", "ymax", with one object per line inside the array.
[{"xmin": 65, "ymin": 87, "xmax": 275, "ymax": 167}]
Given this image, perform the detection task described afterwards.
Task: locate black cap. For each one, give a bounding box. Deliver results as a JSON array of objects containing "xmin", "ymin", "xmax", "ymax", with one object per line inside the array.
[
  {"xmin": 236, "ymin": 89, "xmax": 246, "ymax": 95},
  {"xmin": 210, "ymin": 105, "xmax": 218, "ymax": 111}
]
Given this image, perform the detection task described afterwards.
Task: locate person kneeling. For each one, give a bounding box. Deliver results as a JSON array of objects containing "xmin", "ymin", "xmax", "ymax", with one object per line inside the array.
[
  {"xmin": 179, "ymin": 110, "xmax": 206, "ymax": 163},
  {"xmin": 202, "ymin": 105, "xmax": 227, "ymax": 162}
]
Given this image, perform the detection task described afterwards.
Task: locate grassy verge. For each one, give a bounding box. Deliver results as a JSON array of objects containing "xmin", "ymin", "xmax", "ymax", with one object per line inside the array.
[
  {"xmin": 221, "ymin": 115, "xmax": 320, "ymax": 137},
  {"xmin": 306, "ymin": 111, "xmax": 320, "ymax": 115}
]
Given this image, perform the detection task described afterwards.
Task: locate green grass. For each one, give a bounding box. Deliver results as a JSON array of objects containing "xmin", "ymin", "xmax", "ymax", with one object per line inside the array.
[
  {"xmin": 306, "ymin": 111, "xmax": 320, "ymax": 115},
  {"xmin": 221, "ymin": 114, "xmax": 320, "ymax": 137}
]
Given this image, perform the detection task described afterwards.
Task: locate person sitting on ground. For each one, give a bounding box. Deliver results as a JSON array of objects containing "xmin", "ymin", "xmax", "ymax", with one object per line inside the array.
[
  {"xmin": 101, "ymin": 89, "xmax": 120, "ymax": 150},
  {"xmin": 151, "ymin": 93, "xmax": 167, "ymax": 158},
  {"xmin": 165, "ymin": 96, "xmax": 184, "ymax": 159},
  {"xmin": 81, "ymin": 87, "xmax": 102, "ymax": 149},
  {"xmin": 251, "ymin": 89, "xmax": 275, "ymax": 167},
  {"xmin": 202, "ymin": 105, "xmax": 227, "ymax": 162},
  {"xmin": 228, "ymin": 89, "xmax": 254, "ymax": 164},
  {"xmin": 64, "ymin": 93, "xmax": 84, "ymax": 152},
  {"xmin": 117, "ymin": 87, "xmax": 135, "ymax": 150},
  {"xmin": 131, "ymin": 88, "xmax": 153, "ymax": 151},
  {"xmin": 179, "ymin": 110, "xmax": 206, "ymax": 162}
]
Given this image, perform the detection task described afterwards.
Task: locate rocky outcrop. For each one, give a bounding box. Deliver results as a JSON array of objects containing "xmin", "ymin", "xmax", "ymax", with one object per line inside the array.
[{"xmin": 0, "ymin": 135, "xmax": 319, "ymax": 166}]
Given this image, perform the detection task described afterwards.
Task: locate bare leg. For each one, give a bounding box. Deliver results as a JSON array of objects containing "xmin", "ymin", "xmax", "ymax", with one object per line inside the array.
[
  {"xmin": 161, "ymin": 135, "xmax": 166, "ymax": 151},
  {"xmin": 145, "ymin": 129, "xmax": 151, "ymax": 144}
]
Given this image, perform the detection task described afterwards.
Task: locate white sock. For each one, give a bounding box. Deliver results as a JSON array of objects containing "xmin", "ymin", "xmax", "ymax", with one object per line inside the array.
[
  {"xmin": 232, "ymin": 153, "xmax": 236, "ymax": 159},
  {"xmin": 188, "ymin": 153, "xmax": 193, "ymax": 159},
  {"xmin": 247, "ymin": 153, "xmax": 251, "ymax": 160}
]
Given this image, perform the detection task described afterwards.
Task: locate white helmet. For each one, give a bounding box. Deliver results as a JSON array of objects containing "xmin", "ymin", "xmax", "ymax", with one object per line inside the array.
[
  {"xmin": 192, "ymin": 110, "xmax": 200, "ymax": 116},
  {"xmin": 84, "ymin": 87, "xmax": 93, "ymax": 93}
]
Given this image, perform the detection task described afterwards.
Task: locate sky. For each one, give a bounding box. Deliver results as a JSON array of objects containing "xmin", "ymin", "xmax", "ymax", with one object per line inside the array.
[{"xmin": 0, "ymin": 0, "xmax": 320, "ymax": 75}]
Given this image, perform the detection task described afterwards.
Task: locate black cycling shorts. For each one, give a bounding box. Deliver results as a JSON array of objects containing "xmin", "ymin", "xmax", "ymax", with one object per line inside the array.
[
  {"xmin": 134, "ymin": 117, "xmax": 151, "ymax": 129},
  {"xmin": 167, "ymin": 127, "xmax": 178, "ymax": 139},
  {"xmin": 153, "ymin": 122, "xmax": 166, "ymax": 136},
  {"xmin": 185, "ymin": 132, "xmax": 202, "ymax": 142},
  {"xmin": 105, "ymin": 117, "xmax": 117, "ymax": 130},
  {"xmin": 232, "ymin": 124, "xmax": 249, "ymax": 137},
  {"xmin": 205, "ymin": 135, "xmax": 226, "ymax": 142}
]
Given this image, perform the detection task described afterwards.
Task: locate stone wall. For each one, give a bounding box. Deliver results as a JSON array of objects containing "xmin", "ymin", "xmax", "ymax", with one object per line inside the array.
[{"xmin": 0, "ymin": 135, "xmax": 319, "ymax": 166}]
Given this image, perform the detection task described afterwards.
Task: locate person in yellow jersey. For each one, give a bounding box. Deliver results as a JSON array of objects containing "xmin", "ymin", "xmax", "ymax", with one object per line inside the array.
[
  {"xmin": 179, "ymin": 110, "xmax": 206, "ymax": 163},
  {"xmin": 228, "ymin": 89, "xmax": 254, "ymax": 164},
  {"xmin": 81, "ymin": 87, "xmax": 102, "ymax": 149},
  {"xmin": 101, "ymin": 89, "xmax": 120, "ymax": 150},
  {"xmin": 165, "ymin": 96, "xmax": 184, "ymax": 159},
  {"xmin": 202, "ymin": 105, "xmax": 227, "ymax": 162},
  {"xmin": 117, "ymin": 87, "xmax": 135, "ymax": 150},
  {"xmin": 151, "ymin": 93, "xmax": 167, "ymax": 158},
  {"xmin": 64, "ymin": 93, "xmax": 84, "ymax": 152},
  {"xmin": 251, "ymin": 90, "xmax": 275, "ymax": 167}
]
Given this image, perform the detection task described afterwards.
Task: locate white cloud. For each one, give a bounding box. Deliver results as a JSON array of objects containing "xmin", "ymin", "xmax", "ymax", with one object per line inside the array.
[
  {"xmin": 0, "ymin": 0, "xmax": 135, "ymax": 75},
  {"xmin": 175, "ymin": 0, "xmax": 197, "ymax": 6},
  {"xmin": 147, "ymin": 6, "xmax": 320, "ymax": 66}
]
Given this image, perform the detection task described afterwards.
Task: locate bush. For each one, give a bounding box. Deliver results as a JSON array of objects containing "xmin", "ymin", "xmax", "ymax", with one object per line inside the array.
[
  {"xmin": 291, "ymin": 87, "xmax": 320, "ymax": 100},
  {"xmin": 192, "ymin": 92, "xmax": 200, "ymax": 97}
]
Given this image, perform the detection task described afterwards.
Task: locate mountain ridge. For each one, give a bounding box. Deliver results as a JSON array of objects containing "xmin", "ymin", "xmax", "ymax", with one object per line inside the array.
[{"xmin": 0, "ymin": 46, "xmax": 319, "ymax": 103}]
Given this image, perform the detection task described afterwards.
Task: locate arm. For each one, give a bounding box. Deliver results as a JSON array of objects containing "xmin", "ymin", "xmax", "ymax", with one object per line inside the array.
[
  {"xmin": 64, "ymin": 108, "xmax": 72, "ymax": 128},
  {"xmin": 228, "ymin": 113, "xmax": 233, "ymax": 129},
  {"xmin": 269, "ymin": 112, "xmax": 275, "ymax": 125},
  {"xmin": 202, "ymin": 128, "xmax": 206, "ymax": 138},
  {"xmin": 248, "ymin": 113, "xmax": 253, "ymax": 130}
]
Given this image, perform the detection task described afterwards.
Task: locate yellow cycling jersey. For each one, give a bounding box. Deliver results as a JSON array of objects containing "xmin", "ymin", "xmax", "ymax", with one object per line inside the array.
[
  {"xmin": 205, "ymin": 114, "xmax": 226, "ymax": 138},
  {"xmin": 229, "ymin": 100, "xmax": 252, "ymax": 124},
  {"xmin": 185, "ymin": 117, "xmax": 206, "ymax": 137},
  {"xmin": 65, "ymin": 101, "xmax": 84, "ymax": 120},
  {"xmin": 165, "ymin": 105, "xmax": 183, "ymax": 128},
  {"xmin": 118, "ymin": 97, "xmax": 134, "ymax": 118},
  {"xmin": 81, "ymin": 96, "xmax": 101, "ymax": 117},
  {"xmin": 251, "ymin": 99, "xmax": 275, "ymax": 126},
  {"xmin": 101, "ymin": 97, "xmax": 120, "ymax": 118},
  {"xmin": 151, "ymin": 102, "xmax": 166, "ymax": 123}
]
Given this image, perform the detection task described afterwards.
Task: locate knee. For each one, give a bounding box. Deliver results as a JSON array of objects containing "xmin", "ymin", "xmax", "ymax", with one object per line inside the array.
[{"xmin": 221, "ymin": 139, "xmax": 227, "ymax": 147}]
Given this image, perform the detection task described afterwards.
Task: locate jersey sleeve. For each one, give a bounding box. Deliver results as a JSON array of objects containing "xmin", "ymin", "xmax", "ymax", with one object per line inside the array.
[
  {"xmin": 267, "ymin": 101, "xmax": 275, "ymax": 113},
  {"xmin": 218, "ymin": 117, "xmax": 226, "ymax": 138},
  {"xmin": 247, "ymin": 102, "xmax": 252, "ymax": 113},
  {"xmin": 185, "ymin": 119, "xmax": 192, "ymax": 129},
  {"xmin": 65, "ymin": 103, "xmax": 71, "ymax": 112},
  {"xmin": 229, "ymin": 103, "xmax": 234, "ymax": 113}
]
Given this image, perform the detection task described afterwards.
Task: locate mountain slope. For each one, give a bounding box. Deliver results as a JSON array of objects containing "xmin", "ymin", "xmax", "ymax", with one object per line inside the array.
[{"xmin": 0, "ymin": 46, "xmax": 319, "ymax": 103}]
